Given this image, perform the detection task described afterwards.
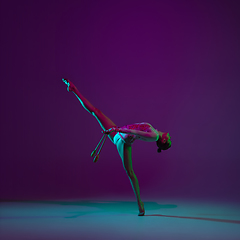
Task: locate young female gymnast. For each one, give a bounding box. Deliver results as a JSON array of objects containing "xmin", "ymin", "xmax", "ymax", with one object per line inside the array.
[{"xmin": 62, "ymin": 78, "xmax": 172, "ymax": 216}]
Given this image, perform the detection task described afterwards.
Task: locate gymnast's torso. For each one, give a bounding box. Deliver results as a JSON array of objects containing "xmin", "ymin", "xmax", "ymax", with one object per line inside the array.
[{"xmin": 114, "ymin": 122, "xmax": 159, "ymax": 145}]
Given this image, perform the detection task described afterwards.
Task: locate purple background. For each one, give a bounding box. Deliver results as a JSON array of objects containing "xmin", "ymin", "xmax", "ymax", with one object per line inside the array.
[{"xmin": 1, "ymin": 0, "xmax": 240, "ymax": 202}]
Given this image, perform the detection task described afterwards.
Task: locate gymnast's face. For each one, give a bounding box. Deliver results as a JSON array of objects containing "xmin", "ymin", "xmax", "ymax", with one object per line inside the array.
[
  {"xmin": 164, "ymin": 133, "xmax": 171, "ymax": 145},
  {"xmin": 157, "ymin": 132, "xmax": 172, "ymax": 149}
]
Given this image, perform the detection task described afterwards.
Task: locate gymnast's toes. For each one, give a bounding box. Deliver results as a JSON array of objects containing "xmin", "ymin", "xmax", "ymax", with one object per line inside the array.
[
  {"xmin": 138, "ymin": 202, "xmax": 145, "ymax": 216},
  {"xmin": 62, "ymin": 78, "xmax": 75, "ymax": 92}
]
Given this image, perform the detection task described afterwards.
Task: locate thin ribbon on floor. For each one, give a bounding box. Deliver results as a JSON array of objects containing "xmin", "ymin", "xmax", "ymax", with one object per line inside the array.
[{"xmin": 91, "ymin": 134, "xmax": 108, "ymax": 162}]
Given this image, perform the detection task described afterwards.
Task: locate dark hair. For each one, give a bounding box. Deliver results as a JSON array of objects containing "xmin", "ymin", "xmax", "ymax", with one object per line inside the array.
[{"xmin": 156, "ymin": 132, "xmax": 171, "ymax": 153}]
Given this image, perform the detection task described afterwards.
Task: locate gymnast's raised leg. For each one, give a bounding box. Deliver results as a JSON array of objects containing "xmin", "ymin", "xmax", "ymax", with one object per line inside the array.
[
  {"xmin": 62, "ymin": 78, "xmax": 145, "ymax": 215},
  {"xmin": 62, "ymin": 78, "xmax": 117, "ymax": 142}
]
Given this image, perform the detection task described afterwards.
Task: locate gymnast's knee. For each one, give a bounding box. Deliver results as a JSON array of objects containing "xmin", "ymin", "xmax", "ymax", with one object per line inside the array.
[
  {"xmin": 91, "ymin": 107, "xmax": 101, "ymax": 116},
  {"xmin": 126, "ymin": 169, "xmax": 135, "ymax": 178}
]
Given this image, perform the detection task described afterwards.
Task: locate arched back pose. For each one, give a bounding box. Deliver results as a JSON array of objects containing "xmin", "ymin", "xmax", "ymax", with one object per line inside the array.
[{"xmin": 62, "ymin": 78, "xmax": 172, "ymax": 216}]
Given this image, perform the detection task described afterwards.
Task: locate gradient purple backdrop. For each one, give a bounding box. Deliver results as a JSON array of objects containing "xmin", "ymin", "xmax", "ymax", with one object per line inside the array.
[{"xmin": 0, "ymin": 0, "xmax": 240, "ymax": 202}]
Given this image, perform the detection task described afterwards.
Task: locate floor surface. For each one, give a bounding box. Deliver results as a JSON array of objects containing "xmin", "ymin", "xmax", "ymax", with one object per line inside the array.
[{"xmin": 1, "ymin": 199, "xmax": 240, "ymax": 240}]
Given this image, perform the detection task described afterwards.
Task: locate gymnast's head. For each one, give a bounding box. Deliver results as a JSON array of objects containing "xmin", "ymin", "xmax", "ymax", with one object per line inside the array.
[{"xmin": 156, "ymin": 132, "xmax": 171, "ymax": 153}]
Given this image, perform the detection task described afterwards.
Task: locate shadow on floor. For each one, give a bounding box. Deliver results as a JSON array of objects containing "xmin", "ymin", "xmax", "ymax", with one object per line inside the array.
[{"xmin": 145, "ymin": 214, "xmax": 240, "ymax": 224}]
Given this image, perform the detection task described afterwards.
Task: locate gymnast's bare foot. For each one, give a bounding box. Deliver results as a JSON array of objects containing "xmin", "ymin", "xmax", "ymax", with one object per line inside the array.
[
  {"xmin": 138, "ymin": 201, "xmax": 145, "ymax": 216},
  {"xmin": 62, "ymin": 78, "xmax": 75, "ymax": 92}
]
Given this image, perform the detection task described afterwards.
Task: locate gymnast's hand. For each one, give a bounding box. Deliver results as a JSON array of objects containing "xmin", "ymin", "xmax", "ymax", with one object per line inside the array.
[{"xmin": 102, "ymin": 127, "xmax": 120, "ymax": 134}]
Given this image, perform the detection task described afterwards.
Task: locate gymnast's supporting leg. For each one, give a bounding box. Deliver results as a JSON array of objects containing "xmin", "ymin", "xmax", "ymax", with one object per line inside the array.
[
  {"xmin": 62, "ymin": 79, "xmax": 117, "ymax": 142},
  {"xmin": 117, "ymin": 140, "xmax": 145, "ymax": 216}
]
